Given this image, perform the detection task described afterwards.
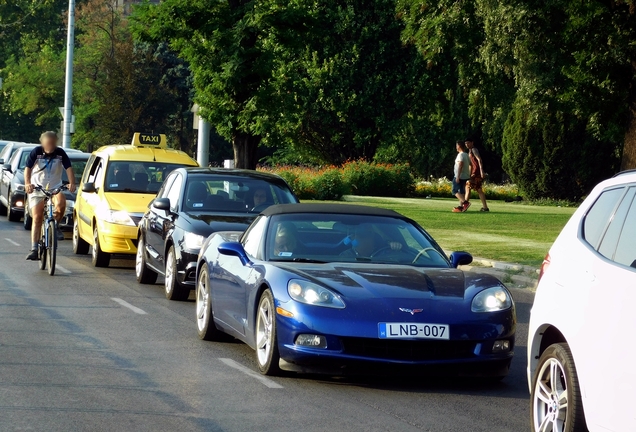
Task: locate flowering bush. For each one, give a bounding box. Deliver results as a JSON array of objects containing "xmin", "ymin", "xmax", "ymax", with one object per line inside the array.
[
  {"xmin": 260, "ymin": 165, "xmax": 347, "ymax": 200},
  {"xmin": 414, "ymin": 177, "xmax": 521, "ymax": 201}
]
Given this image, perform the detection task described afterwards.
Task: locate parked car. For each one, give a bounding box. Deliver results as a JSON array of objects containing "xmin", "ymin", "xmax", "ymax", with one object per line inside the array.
[
  {"xmin": 136, "ymin": 167, "xmax": 299, "ymax": 300},
  {"xmin": 195, "ymin": 203, "xmax": 516, "ymax": 377},
  {"xmin": 23, "ymin": 151, "xmax": 90, "ymax": 232},
  {"xmin": 527, "ymin": 170, "xmax": 636, "ymax": 432},
  {"xmin": 73, "ymin": 133, "xmax": 198, "ymax": 267},
  {"xmin": 0, "ymin": 144, "xmax": 37, "ymax": 221},
  {"xmin": 0, "ymin": 142, "xmax": 35, "ymax": 216}
]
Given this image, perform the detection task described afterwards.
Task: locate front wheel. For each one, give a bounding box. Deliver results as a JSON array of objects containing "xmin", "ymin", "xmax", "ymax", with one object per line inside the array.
[
  {"xmin": 73, "ymin": 217, "xmax": 89, "ymax": 255},
  {"xmin": 47, "ymin": 220, "xmax": 57, "ymax": 276},
  {"xmin": 92, "ymin": 226, "xmax": 111, "ymax": 267},
  {"xmin": 255, "ymin": 289, "xmax": 281, "ymax": 376},
  {"xmin": 7, "ymin": 191, "xmax": 19, "ymax": 222},
  {"xmin": 23, "ymin": 199, "xmax": 32, "ymax": 230},
  {"xmin": 531, "ymin": 343, "xmax": 587, "ymax": 432},
  {"xmin": 39, "ymin": 224, "xmax": 47, "ymax": 271},
  {"xmin": 165, "ymin": 246, "xmax": 189, "ymax": 301},
  {"xmin": 135, "ymin": 236, "xmax": 157, "ymax": 284},
  {"xmin": 196, "ymin": 264, "xmax": 225, "ymax": 341}
]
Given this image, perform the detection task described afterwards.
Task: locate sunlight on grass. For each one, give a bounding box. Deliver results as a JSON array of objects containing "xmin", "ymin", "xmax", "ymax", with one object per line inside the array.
[{"xmin": 306, "ymin": 196, "xmax": 576, "ymax": 267}]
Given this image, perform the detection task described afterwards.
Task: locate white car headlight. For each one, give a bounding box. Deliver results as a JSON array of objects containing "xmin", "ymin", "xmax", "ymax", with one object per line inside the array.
[
  {"xmin": 288, "ymin": 279, "xmax": 345, "ymax": 309},
  {"xmin": 471, "ymin": 287, "xmax": 513, "ymax": 312},
  {"xmin": 103, "ymin": 210, "xmax": 136, "ymax": 226},
  {"xmin": 183, "ymin": 232, "xmax": 206, "ymax": 250},
  {"xmin": 16, "ymin": 184, "xmax": 25, "ymax": 191}
]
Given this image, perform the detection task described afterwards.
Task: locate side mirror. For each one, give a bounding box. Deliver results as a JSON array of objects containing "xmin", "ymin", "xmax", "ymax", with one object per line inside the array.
[
  {"xmin": 2, "ymin": 164, "xmax": 11, "ymax": 172},
  {"xmin": 450, "ymin": 251, "xmax": 473, "ymax": 268},
  {"xmin": 82, "ymin": 182, "xmax": 96, "ymax": 193},
  {"xmin": 152, "ymin": 197, "xmax": 171, "ymax": 211},
  {"xmin": 218, "ymin": 242, "xmax": 251, "ymax": 266}
]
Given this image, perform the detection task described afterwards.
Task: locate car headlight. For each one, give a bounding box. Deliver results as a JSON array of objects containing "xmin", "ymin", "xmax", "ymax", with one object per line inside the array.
[
  {"xmin": 471, "ymin": 287, "xmax": 512, "ymax": 312},
  {"xmin": 16, "ymin": 184, "xmax": 25, "ymax": 192},
  {"xmin": 102, "ymin": 210, "xmax": 136, "ymax": 226},
  {"xmin": 288, "ymin": 279, "xmax": 345, "ymax": 309},
  {"xmin": 183, "ymin": 232, "xmax": 205, "ymax": 250}
]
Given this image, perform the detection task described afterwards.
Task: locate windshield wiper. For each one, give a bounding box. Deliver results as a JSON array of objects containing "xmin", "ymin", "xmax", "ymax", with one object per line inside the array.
[{"xmin": 291, "ymin": 258, "xmax": 328, "ymax": 264}]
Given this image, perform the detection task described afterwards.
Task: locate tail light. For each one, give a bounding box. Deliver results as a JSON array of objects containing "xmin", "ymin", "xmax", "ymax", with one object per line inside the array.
[{"xmin": 538, "ymin": 253, "xmax": 551, "ymax": 282}]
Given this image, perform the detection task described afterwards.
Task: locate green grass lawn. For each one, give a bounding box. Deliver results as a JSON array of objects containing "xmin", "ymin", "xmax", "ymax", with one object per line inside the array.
[{"xmin": 307, "ymin": 196, "xmax": 576, "ymax": 267}]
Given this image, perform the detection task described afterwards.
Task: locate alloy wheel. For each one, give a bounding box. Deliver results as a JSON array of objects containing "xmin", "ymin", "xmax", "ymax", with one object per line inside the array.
[
  {"xmin": 533, "ymin": 357, "xmax": 568, "ymax": 431},
  {"xmin": 256, "ymin": 295, "xmax": 273, "ymax": 367}
]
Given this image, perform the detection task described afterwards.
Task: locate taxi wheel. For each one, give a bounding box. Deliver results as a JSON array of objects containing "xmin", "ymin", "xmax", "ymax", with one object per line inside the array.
[
  {"xmin": 136, "ymin": 236, "xmax": 157, "ymax": 284},
  {"xmin": 73, "ymin": 217, "xmax": 89, "ymax": 255},
  {"xmin": 165, "ymin": 246, "xmax": 189, "ymax": 301},
  {"xmin": 92, "ymin": 226, "xmax": 111, "ymax": 267}
]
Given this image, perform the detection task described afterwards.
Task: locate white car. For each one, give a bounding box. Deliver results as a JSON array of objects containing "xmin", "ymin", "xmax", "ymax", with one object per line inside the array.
[{"xmin": 528, "ymin": 170, "xmax": 636, "ymax": 432}]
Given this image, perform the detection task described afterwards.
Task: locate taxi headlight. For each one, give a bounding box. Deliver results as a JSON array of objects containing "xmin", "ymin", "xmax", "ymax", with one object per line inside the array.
[
  {"xmin": 183, "ymin": 232, "xmax": 205, "ymax": 250},
  {"xmin": 288, "ymin": 279, "xmax": 345, "ymax": 309},
  {"xmin": 103, "ymin": 210, "xmax": 136, "ymax": 226},
  {"xmin": 471, "ymin": 287, "xmax": 512, "ymax": 312}
]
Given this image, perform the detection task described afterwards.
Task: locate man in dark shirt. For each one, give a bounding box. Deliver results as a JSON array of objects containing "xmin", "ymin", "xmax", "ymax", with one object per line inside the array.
[{"xmin": 24, "ymin": 132, "xmax": 76, "ymax": 260}]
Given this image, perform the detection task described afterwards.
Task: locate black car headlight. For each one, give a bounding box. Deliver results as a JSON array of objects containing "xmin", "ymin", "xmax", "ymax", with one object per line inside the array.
[
  {"xmin": 471, "ymin": 287, "xmax": 512, "ymax": 312},
  {"xmin": 288, "ymin": 279, "xmax": 345, "ymax": 309}
]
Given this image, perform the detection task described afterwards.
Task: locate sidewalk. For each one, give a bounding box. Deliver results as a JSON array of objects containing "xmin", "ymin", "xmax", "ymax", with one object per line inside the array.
[{"xmin": 460, "ymin": 256, "xmax": 539, "ymax": 290}]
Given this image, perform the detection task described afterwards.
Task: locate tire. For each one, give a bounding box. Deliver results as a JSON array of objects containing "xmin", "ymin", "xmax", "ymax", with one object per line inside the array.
[
  {"xmin": 165, "ymin": 246, "xmax": 189, "ymax": 301},
  {"xmin": 72, "ymin": 217, "xmax": 89, "ymax": 255},
  {"xmin": 135, "ymin": 235, "xmax": 157, "ymax": 284},
  {"xmin": 47, "ymin": 220, "xmax": 57, "ymax": 276},
  {"xmin": 255, "ymin": 289, "xmax": 281, "ymax": 376},
  {"xmin": 39, "ymin": 224, "xmax": 46, "ymax": 271},
  {"xmin": 531, "ymin": 343, "xmax": 587, "ymax": 432},
  {"xmin": 23, "ymin": 199, "xmax": 32, "ymax": 230},
  {"xmin": 196, "ymin": 264, "xmax": 225, "ymax": 341},
  {"xmin": 0, "ymin": 196, "xmax": 6, "ymax": 216},
  {"xmin": 91, "ymin": 225, "xmax": 110, "ymax": 268},
  {"xmin": 7, "ymin": 191, "xmax": 19, "ymax": 222}
]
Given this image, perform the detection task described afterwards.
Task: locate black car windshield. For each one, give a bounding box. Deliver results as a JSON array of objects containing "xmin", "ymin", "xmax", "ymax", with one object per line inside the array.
[
  {"xmin": 183, "ymin": 176, "xmax": 297, "ymax": 213},
  {"xmin": 266, "ymin": 214, "xmax": 450, "ymax": 268},
  {"xmin": 105, "ymin": 162, "xmax": 185, "ymax": 193}
]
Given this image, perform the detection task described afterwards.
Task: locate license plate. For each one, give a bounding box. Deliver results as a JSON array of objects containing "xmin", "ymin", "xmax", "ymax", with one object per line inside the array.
[{"xmin": 378, "ymin": 322, "xmax": 449, "ymax": 340}]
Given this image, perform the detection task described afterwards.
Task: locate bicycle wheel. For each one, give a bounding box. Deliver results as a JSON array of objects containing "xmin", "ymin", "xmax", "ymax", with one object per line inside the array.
[
  {"xmin": 47, "ymin": 220, "xmax": 57, "ymax": 276},
  {"xmin": 39, "ymin": 225, "xmax": 47, "ymax": 271}
]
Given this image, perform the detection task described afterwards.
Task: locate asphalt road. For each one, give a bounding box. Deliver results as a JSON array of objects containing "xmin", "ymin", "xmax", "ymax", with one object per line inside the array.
[{"xmin": 0, "ymin": 217, "xmax": 534, "ymax": 432}]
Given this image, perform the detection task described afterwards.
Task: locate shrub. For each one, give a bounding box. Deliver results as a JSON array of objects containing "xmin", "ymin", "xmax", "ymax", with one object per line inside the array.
[
  {"xmin": 341, "ymin": 160, "xmax": 414, "ymax": 197},
  {"xmin": 261, "ymin": 165, "xmax": 346, "ymax": 200},
  {"xmin": 413, "ymin": 177, "xmax": 521, "ymax": 201}
]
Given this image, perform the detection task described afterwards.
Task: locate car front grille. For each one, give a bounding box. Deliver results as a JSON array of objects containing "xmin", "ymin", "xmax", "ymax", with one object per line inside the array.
[{"xmin": 340, "ymin": 337, "xmax": 477, "ymax": 361}]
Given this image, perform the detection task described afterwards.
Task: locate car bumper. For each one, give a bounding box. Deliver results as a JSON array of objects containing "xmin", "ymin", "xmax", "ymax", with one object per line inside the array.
[
  {"xmin": 95, "ymin": 220, "xmax": 139, "ymax": 254},
  {"xmin": 9, "ymin": 191, "xmax": 26, "ymax": 213},
  {"xmin": 177, "ymin": 250, "xmax": 199, "ymax": 286}
]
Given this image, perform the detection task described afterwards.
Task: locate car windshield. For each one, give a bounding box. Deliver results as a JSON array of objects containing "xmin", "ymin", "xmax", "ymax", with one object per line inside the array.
[
  {"xmin": 62, "ymin": 159, "xmax": 88, "ymax": 184},
  {"xmin": 105, "ymin": 162, "xmax": 185, "ymax": 193},
  {"xmin": 183, "ymin": 176, "xmax": 297, "ymax": 213},
  {"xmin": 266, "ymin": 214, "xmax": 450, "ymax": 268}
]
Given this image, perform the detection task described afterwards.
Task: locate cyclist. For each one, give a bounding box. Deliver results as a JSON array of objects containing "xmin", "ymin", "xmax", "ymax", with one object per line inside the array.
[{"xmin": 24, "ymin": 132, "xmax": 76, "ymax": 260}]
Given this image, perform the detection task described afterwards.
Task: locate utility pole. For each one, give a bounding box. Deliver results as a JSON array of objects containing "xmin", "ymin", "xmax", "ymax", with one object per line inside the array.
[
  {"xmin": 62, "ymin": 0, "xmax": 75, "ymax": 149},
  {"xmin": 192, "ymin": 104, "xmax": 210, "ymax": 166}
]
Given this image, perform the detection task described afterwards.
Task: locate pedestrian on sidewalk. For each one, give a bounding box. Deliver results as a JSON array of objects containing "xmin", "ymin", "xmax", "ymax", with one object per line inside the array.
[
  {"xmin": 452, "ymin": 140, "xmax": 471, "ymax": 213},
  {"xmin": 463, "ymin": 138, "xmax": 489, "ymax": 212}
]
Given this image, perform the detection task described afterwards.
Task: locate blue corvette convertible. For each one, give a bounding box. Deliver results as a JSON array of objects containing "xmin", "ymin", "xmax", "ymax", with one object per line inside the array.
[{"xmin": 195, "ymin": 204, "xmax": 516, "ymax": 377}]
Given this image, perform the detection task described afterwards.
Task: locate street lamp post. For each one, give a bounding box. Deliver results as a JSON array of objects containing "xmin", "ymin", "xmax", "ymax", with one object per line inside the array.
[{"xmin": 61, "ymin": 0, "xmax": 75, "ymax": 149}]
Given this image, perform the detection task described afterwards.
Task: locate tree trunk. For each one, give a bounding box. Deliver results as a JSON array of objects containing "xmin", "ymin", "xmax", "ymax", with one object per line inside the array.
[
  {"xmin": 232, "ymin": 132, "xmax": 260, "ymax": 169},
  {"xmin": 622, "ymin": 60, "xmax": 636, "ymax": 171}
]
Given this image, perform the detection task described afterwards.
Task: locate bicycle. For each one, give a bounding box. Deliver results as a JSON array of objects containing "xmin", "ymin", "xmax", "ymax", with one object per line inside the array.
[{"xmin": 32, "ymin": 184, "xmax": 67, "ymax": 276}]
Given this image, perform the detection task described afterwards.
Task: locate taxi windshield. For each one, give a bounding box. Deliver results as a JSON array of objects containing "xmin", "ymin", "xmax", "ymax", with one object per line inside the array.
[
  {"xmin": 266, "ymin": 214, "xmax": 450, "ymax": 268},
  {"xmin": 105, "ymin": 162, "xmax": 183, "ymax": 193}
]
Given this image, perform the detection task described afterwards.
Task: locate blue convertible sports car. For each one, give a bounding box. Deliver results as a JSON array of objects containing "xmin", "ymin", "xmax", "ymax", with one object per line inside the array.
[{"xmin": 195, "ymin": 204, "xmax": 516, "ymax": 377}]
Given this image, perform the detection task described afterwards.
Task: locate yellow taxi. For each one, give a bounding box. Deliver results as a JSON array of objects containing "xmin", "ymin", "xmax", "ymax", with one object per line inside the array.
[{"xmin": 73, "ymin": 133, "xmax": 198, "ymax": 267}]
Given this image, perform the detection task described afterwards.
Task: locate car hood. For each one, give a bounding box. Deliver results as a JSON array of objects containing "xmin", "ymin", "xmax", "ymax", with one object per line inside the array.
[
  {"xmin": 278, "ymin": 263, "xmax": 478, "ymax": 299},
  {"xmin": 13, "ymin": 170, "xmax": 24, "ymax": 184},
  {"xmin": 104, "ymin": 192, "xmax": 155, "ymax": 214},
  {"xmin": 182, "ymin": 212, "xmax": 254, "ymax": 236}
]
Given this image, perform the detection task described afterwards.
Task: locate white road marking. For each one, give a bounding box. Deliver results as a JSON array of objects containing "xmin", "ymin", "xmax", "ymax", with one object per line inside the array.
[
  {"xmin": 5, "ymin": 238, "xmax": 19, "ymax": 246},
  {"xmin": 55, "ymin": 265, "xmax": 71, "ymax": 274},
  {"xmin": 218, "ymin": 358, "xmax": 283, "ymax": 389},
  {"xmin": 110, "ymin": 298, "xmax": 147, "ymax": 315}
]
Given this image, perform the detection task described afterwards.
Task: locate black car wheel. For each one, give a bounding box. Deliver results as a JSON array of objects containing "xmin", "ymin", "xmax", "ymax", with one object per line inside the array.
[
  {"xmin": 135, "ymin": 236, "xmax": 157, "ymax": 284},
  {"xmin": 7, "ymin": 190, "xmax": 19, "ymax": 222},
  {"xmin": 92, "ymin": 226, "xmax": 111, "ymax": 267},
  {"xmin": 255, "ymin": 289, "xmax": 281, "ymax": 376},
  {"xmin": 196, "ymin": 264, "xmax": 225, "ymax": 341},
  {"xmin": 165, "ymin": 245, "xmax": 189, "ymax": 301}
]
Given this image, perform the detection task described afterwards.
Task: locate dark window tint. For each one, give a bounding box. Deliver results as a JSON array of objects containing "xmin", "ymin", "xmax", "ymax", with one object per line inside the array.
[
  {"xmin": 614, "ymin": 190, "xmax": 636, "ymax": 269},
  {"xmin": 583, "ymin": 188, "xmax": 625, "ymax": 248},
  {"xmin": 598, "ymin": 188, "xmax": 635, "ymax": 260}
]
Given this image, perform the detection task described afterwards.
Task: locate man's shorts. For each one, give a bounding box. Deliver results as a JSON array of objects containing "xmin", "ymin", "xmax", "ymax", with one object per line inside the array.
[
  {"xmin": 27, "ymin": 192, "xmax": 47, "ymax": 216},
  {"xmin": 467, "ymin": 176, "xmax": 483, "ymax": 192},
  {"xmin": 452, "ymin": 179, "xmax": 468, "ymax": 195}
]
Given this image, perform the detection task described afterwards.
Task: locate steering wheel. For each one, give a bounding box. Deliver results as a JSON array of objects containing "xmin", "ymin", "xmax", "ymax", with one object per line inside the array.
[
  {"xmin": 412, "ymin": 247, "xmax": 445, "ymax": 264},
  {"xmin": 251, "ymin": 204, "xmax": 270, "ymax": 213},
  {"xmin": 369, "ymin": 246, "xmax": 395, "ymax": 258}
]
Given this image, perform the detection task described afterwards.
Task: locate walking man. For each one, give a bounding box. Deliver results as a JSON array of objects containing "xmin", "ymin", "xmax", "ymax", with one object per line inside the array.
[
  {"xmin": 24, "ymin": 131, "xmax": 76, "ymax": 260},
  {"xmin": 463, "ymin": 138, "xmax": 489, "ymax": 212},
  {"xmin": 452, "ymin": 140, "xmax": 471, "ymax": 213}
]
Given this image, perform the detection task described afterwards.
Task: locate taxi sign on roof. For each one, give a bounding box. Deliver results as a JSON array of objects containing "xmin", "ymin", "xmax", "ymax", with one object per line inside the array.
[{"xmin": 132, "ymin": 132, "xmax": 167, "ymax": 148}]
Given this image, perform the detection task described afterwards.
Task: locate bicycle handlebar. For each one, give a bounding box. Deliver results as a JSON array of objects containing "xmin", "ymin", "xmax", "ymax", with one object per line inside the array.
[{"xmin": 33, "ymin": 184, "xmax": 68, "ymax": 197}]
